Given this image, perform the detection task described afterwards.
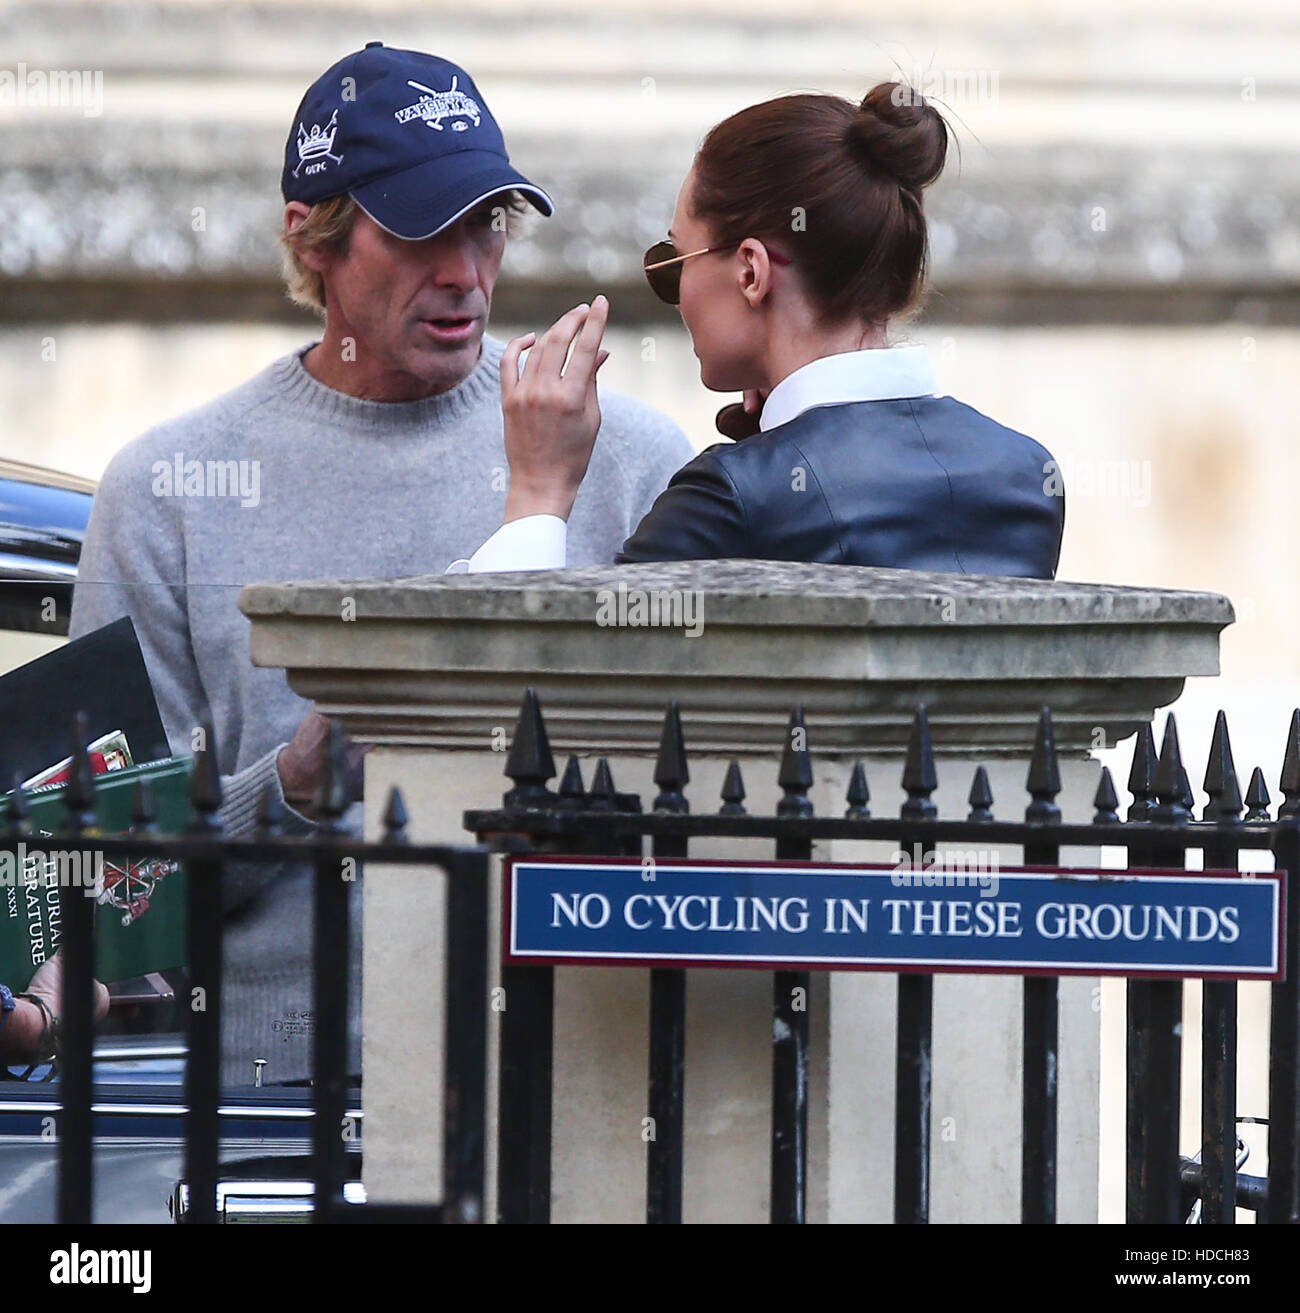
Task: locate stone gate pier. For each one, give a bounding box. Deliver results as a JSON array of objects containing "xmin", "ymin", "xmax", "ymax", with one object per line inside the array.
[{"xmin": 240, "ymin": 560, "xmax": 1232, "ymax": 1223}]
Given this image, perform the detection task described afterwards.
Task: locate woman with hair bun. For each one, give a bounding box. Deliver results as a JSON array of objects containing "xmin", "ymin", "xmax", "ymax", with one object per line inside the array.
[{"xmin": 473, "ymin": 84, "xmax": 1063, "ymax": 579}]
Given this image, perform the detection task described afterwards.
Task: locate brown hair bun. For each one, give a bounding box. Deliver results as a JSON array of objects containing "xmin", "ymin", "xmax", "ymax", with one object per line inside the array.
[{"xmin": 845, "ymin": 83, "xmax": 950, "ymax": 193}]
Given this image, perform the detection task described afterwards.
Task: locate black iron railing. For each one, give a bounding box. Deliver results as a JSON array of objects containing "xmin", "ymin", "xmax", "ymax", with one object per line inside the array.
[
  {"xmin": 13, "ymin": 695, "xmax": 1300, "ymax": 1226},
  {"xmin": 2, "ymin": 723, "xmax": 489, "ymax": 1225},
  {"xmin": 466, "ymin": 691, "xmax": 1300, "ymax": 1226}
]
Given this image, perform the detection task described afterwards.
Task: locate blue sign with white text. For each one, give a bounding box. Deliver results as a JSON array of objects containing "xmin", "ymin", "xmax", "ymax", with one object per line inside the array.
[{"xmin": 504, "ymin": 857, "xmax": 1284, "ymax": 979}]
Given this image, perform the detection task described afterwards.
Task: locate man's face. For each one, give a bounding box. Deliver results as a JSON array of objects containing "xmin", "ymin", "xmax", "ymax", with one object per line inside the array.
[{"xmin": 313, "ymin": 201, "xmax": 507, "ymax": 400}]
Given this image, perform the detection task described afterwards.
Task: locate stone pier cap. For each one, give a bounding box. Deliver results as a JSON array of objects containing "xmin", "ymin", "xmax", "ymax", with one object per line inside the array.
[{"xmin": 239, "ymin": 560, "xmax": 1233, "ymax": 758}]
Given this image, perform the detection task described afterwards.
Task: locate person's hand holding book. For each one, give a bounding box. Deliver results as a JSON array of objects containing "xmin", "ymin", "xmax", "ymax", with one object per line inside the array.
[{"xmin": 1, "ymin": 951, "xmax": 110, "ymax": 1064}]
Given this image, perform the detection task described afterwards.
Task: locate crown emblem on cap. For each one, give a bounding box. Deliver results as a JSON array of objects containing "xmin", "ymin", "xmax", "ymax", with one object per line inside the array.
[
  {"xmin": 293, "ymin": 108, "xmax": 344, "ymax": 177},
  {"xmin": 394, "ymin": 76, "xmax": 482, "ymax": 132}
]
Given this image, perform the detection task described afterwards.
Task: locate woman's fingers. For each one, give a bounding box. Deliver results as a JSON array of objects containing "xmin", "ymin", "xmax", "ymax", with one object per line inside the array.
[
  {"xmin": 523, "ymin": 296, "xmax": 610, "ymax": 385},
  {"xmin": 500, "ymin": 331, "xmax": 536, "ymax": 400},
  {"xmin": 533, "ymin": 302, "xmax": 593, "ymax": 379},
  {"xmin": 567, "ymin": 295, "xmax": 609, "ymax": 381}
]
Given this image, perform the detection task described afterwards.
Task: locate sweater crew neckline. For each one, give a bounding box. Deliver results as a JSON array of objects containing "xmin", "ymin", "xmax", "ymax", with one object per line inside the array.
[{"xmin": 270, "ymin": 335, "xmax": 504, "ymax": 434}]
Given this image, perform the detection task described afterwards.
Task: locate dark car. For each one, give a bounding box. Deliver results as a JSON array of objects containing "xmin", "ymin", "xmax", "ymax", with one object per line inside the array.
[
  {"xmin": 0, "ymin": 1041, "xmax": 361, "ymax": 1223},
  {"xmin": 0, "ymin": 458, "xmax": 93, "ymax": 657}
]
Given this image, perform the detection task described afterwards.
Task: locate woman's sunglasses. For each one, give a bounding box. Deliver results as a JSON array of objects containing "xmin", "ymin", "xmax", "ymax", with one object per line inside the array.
[{"xmin": 642, "ymin": 239, "xmax": 791, "ymax": 305}]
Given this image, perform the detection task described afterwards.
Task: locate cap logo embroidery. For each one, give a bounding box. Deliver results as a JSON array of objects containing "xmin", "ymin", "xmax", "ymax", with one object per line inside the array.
[
  {"xmin": 293, "ymin": 108, "xmax": 343, "ymax": 177},
  {"xmin": 394, "ymin": 76, "xmax": 481, "ymax": 132}
]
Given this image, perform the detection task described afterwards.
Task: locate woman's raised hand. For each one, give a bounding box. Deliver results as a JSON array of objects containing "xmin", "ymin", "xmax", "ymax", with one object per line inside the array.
[{"xmin": 499, "ymin": 295, "xmax": 611, "ymax": 523}]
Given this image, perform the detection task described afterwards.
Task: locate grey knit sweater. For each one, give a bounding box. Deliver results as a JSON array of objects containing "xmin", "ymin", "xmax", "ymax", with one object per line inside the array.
[{"xmin": 68, "ymin": 335, "xmax": 693, "ymax": 1084}]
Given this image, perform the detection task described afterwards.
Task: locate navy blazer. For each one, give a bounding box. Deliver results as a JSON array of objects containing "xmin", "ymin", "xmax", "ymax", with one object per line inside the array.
[{"xmin": 616, "ymin": 396, "xmax": 1064, "ymax": 579}]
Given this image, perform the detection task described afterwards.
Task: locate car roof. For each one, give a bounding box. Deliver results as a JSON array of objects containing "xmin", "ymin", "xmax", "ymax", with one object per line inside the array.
[{"xmin": 0, "ymin": 458, "xmax": 96, "ymax": 497}]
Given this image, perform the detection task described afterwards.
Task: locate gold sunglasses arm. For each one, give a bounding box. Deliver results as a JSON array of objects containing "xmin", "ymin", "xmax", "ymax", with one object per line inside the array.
[{"xmin": 643, "ymin": 246, "xmax": 720, "ymax": 271}]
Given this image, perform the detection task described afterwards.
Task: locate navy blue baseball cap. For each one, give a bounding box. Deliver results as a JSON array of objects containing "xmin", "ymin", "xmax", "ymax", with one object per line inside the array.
[{"xmin": 282, "ymin": 43, "xmax": 553, "ymax": 239}]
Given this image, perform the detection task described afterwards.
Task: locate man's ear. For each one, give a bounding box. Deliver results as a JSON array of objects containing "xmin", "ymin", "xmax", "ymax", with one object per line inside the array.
[
  {"xmin": 737, "ymin": 238, "xmax": 774, "ymax": 309},
  {"xmin": 283, "ymin": 202, "xmax": 329, "ymax": 272}
]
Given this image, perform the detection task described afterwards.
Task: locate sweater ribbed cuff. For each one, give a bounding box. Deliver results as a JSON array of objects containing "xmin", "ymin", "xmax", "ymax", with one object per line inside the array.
[{"xmin": 219, "ymin": 745, "xmax": 316, "ymax": 838}]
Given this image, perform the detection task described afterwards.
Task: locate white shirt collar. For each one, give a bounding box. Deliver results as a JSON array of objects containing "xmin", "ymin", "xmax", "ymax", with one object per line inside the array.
[{"xmin": 758, "ymin": 345, "xmax": 937, "ymax": 432}]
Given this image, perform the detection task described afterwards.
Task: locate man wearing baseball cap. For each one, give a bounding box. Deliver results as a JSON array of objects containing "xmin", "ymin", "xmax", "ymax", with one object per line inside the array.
[{"xmin": 69, "ymin": 44, "xmax": 692, "ymax": 1085}]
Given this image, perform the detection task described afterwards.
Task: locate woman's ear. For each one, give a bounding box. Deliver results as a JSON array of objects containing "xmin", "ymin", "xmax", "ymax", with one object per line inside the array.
[{"xmin": 736, "ymin": 238, "xmax": 775, "ymax": 309}]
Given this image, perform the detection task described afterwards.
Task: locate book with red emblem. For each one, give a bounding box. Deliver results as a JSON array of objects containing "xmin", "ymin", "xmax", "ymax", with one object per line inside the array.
[{"xmin": 0, "ymin": 753, "xmax": 192, "ymax": 991}]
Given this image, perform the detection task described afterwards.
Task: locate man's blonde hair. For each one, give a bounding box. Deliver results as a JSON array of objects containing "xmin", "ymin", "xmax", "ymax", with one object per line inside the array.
[
  {"xmin": 279, "ymin": 190, "xmax": 535, "ymax": 317},
  {"xmin": 279, "ymin": 194, "xmax": 359, "ymax": 317}
]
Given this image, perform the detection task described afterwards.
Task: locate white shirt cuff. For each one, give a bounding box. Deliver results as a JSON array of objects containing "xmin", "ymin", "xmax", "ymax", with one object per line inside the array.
[{"xmin": 444, "ymin": 515, "xmax": 568, "ymax": 574}]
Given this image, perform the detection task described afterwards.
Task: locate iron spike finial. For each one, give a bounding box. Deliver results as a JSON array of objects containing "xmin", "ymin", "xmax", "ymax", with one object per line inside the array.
[
  {"xmin": 558, "ymin": 755, "xmax": 586, "ymax": 809},
  {"xmin": 381, "ymin": 785, "xmax": 409, "ymax": 841},
  {"xmin": 1203, "ymin": 710, "xmax": 1242, "ymax": 824},
  {"xmin": 188, "ymin": 720, "xmax": 223, "ymax": 832},
  {"xmin": 901, "ymin": 704, "xmax": 938, "ymax": 821},
  {"xmin": 719, "ymin": 759, "xmax": 747, "ymax": 816},
  {"xmin": 1026, "ymin": 707, "xmax": 1061, "ymax": 823},
  {"xmin": 653, "ymin": 702, "xmax": 690, "ymax": 814},
  {"xmin": 503, "ymin": 687, "xmax": 556, "ymax": 808},
  {"xmin": 845, "ymin": 760, "xmax": 870, "ymax": 819},
  {"xmin": 1152, "ymin": 713, "xmax": 1190, "ymax": 823},
  {"xmin": 967, "ymin": 765, "xmax": 994, "ymax": 823},
  {"xmin": 1244, "ymin": 767, "xmax": 1271, "ymax": 822},
  {"xmin": 1092, "ymin": 766, "xmax": 1120, "ymax": 824},
  {"xmin": 588, "ymin": 757, "xmax": 618, "ymax": 811},
  {"xmin": 1027, "ymin": 707, "xmax": 1061, "ymax": 794},
  {"xmin": 777, "ymin": 705, "xmax": 814, "ymax": 818},
  {"xmin": 64, "ymin": 709, "xmax": 97, "ymax": 821},
  {"xmin": 1127, "ymin": 723, "xmax": 1158, "ymax": 821}
]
